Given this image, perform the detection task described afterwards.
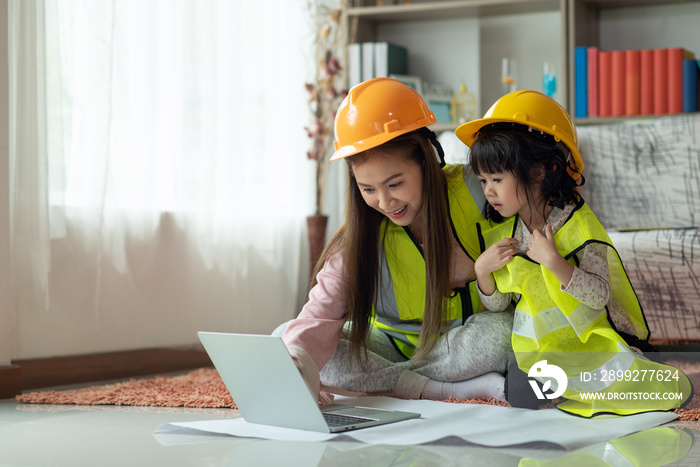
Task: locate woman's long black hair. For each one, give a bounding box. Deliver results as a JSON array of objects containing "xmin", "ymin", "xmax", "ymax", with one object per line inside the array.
[{"xmin": 311, "ymin": 128, "xmax": 452, "ymax": 362}]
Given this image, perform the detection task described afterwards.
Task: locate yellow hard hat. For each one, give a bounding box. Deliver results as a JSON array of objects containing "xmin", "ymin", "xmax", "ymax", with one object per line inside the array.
[
  {"xmin": 331, "ymin": 77, "xmax": 436, "ymax": 161},
  {"xmin": 455, "ymin": 90, "xmax": 583, "ymax": 178}
]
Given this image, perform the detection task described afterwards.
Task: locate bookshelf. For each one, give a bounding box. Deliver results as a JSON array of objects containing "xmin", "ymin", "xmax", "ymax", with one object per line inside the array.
[
  {"xmin": 346, "ymin": 0, "xmax": 566, "ymax": 131},
  {"xmin": 347, "ymin": 0, "xmax": 559, "ymax": 22},
  {"xmin": 345, "ymin": 0, "xmax": 700, "ymax": 129},
  {"xmin": 568, "ymin": 0, "xmax": 700, "ymax": 122}
]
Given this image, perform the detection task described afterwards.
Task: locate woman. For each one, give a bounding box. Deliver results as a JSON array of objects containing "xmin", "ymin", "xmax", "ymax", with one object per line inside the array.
[{"xmin": 276, "ymin": 78, "xmax": 512, "ymax": 404}]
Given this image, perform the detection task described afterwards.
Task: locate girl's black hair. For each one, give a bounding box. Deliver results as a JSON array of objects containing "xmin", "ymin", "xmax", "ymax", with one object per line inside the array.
[{"xmin": 468, "ymin": 124, "xmax": 581, "ymax": 223}]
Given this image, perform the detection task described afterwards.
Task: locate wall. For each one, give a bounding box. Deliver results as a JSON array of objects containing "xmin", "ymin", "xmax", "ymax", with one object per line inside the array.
[
  {"xmin": 14, "ymin": 218, "xmax": 307, "ymax": 360},
  {"xmin": 480, "ymin": 11, "xmax": 562, "ymax": 111},
  {"xmin": 599, "ymin": 2, "xmax": 700, "ymax": 52},
  {"xmin": 375, "ymin": 17, "xmax": 481, "ymax": 115},
  {"xmin": 371, "ymin": 10, "xmax": 562, "ymax": 120}
]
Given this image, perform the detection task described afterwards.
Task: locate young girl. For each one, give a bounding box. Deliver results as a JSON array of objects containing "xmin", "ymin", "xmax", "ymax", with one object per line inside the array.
[
  {"xmin": 456, "ymin": 90, "xmax": 692, "ymax": 417},
  {"xmin": 276, "ymin": 78, "xmax": 513, "ymax": 405}
]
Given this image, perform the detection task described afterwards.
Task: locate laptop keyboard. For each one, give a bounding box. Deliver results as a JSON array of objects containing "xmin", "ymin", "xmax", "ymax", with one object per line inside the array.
[{"xmin": 323, "ymin": 412, "xmax": 376, "ymax": 428}]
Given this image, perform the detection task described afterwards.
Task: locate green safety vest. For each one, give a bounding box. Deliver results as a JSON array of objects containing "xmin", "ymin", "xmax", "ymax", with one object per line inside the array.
[
  {"xmin": 371, "ymin": 164, "xmax": 485, "ymax": 358},
  {"xmin": 478, "ymin": 200, "xmax": 692, "ymax": 417}
]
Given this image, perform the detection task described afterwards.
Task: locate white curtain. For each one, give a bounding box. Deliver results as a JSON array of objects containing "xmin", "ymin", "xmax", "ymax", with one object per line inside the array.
[{"xmin": 9, "ymin": 0, "xmax": 315, "ymax": 355}]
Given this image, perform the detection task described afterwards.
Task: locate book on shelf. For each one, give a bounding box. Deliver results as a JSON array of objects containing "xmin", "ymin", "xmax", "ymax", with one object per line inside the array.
[
  {"xmin": 610, "ymin": 50, "xmax": 626, "ymax": 117},
  {"xmin": 668, "ymin": 47, "xmax": 696, "ymax": 114},
  {"xmin": 579, "ymin": 45, "xmax": 697, "ymax": 119},
  {"xmin": 683, "ymin": 59, "xmax": 699, "ymax": 113},
  {"xmin": 374, "ymin": 42, "xmax": 408, "ymax": 78},
  {"xmin": 598, "ymin": 50, "xmax": 612, "ymax": 118},
  {"xmin": 355, "ymin": 41, "xmax": 409, "ymax": 82},
  {"xmin": 574, "ymin": 46, "xmax": 588, "ymax": 118},
  {"xmin": 653, "ymin": 48, "xmax": 668, "ymax": 114},
  {"xmin": 624, "ymin": 49, "xmax": 641, "ymax": 116},
  {"xmin": 361, "ymin": 42, "xmax": 375, "ymax": 82},
  {"xmin": 639, "ymin": 49, "xmax": 654, "ymax": 115},
  {"xmin": 587, "ymin": 47, "xmax": 598, "ymax": 118},
  {"xmin": 348, "ymin": 43, "xmax": 362, "ymax": 89}
]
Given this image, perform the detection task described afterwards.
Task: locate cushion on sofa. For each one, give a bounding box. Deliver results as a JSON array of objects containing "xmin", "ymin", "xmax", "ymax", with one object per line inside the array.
[
  {"xmin": 608, "ymin": 228, "xmax": 700, "ymax": 342},
  {"xmin": 579, "ymin": 114, "xmax": 700, "ymax": 230},
  {"xmin": 579, "ymin": 114, "xmax": 700, "ymax": 343}
]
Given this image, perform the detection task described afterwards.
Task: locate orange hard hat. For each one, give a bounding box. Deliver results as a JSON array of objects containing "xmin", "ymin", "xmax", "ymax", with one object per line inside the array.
[
  {"xmin": 331, "ymin": 77, "xmax": 436, "ymax": 161},
  {"xmin": 455, "ymin": 90, "xmax": 583, "ymax": 179}
]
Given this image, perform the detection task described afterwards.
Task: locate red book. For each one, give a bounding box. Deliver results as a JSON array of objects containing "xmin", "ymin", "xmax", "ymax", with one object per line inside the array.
[
  {"xmin": 610, "ymin": 50, "xmax": 626, "ymax": 117},
  {"xmin": 653, "ymin": 48, "xmax": 668, "ymax": 114},
  {"xmin": 639, "ymin": 49, "xmax": 654, "ymax": 115},
  {"xmin": 668, "ymin": 47, "xmax": 696, "ymax": 114},
  {"xmin": 587, "ymin": 47, "xmax": 599, "ymax": 118},
  {"xmin": 625, "ymin": 50, "xmax": 641, "ymax": 116},
  {"xmin": 598, "ymin": 51, "xmax": 612, "ymax": 117}
]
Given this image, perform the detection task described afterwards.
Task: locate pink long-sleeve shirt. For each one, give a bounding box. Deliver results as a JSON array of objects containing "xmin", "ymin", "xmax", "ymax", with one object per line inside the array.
[{"xmin": 282, "ymin": 252, "xmax": 348, "ymax": 374}]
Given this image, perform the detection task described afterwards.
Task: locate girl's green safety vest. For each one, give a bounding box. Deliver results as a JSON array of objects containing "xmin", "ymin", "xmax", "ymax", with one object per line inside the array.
[
  {"xmin": 477, "ymin": 199, "xmax": 693, "ymax": 417},
  {"xmin": 371, "ymin": 164, "xmax": 485, "ymax": 358}
]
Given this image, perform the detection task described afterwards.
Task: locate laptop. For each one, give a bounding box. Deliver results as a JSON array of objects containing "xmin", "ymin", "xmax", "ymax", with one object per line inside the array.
[{"xmin": 197, "ymin": 331, "xmax": 421, "ymax": 433}]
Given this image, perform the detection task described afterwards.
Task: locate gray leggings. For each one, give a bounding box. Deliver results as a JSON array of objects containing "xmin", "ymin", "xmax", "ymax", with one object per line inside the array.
[{"xmin": 275, "ymin": 311, "xmax": 513, "ymax": 399}]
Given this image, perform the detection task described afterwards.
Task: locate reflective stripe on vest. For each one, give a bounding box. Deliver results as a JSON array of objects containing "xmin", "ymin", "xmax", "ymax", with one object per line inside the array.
[{"xmin": 512, "ymin": 305, "xmax": 606, "ymax": 341}]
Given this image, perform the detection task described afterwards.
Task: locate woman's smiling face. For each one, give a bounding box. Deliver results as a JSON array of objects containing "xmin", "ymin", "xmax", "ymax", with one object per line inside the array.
[{"xmin": 352, "ymin": 151, "xmax": 424, "ymax": 232}]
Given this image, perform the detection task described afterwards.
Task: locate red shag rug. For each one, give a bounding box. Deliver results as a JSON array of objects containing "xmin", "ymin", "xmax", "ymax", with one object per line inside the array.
[
  {"xmin": 17, "ymin": 368, "xmax": 236, "ymax": 409},
  {"xmin": 15, "ymin": 366, "xmax": 700, "ymax": 421}
]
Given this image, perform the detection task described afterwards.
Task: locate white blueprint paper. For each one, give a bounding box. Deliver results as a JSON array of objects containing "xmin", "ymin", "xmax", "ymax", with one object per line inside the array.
[{"xmin": 153, "ymin": 396, "xmax": 678, "ymax": 450}]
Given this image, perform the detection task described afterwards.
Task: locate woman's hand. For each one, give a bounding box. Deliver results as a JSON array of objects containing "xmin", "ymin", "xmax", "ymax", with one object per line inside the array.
[{"xmin": 475, "ymin": 237, "xmax": 518, "ymax": 296}]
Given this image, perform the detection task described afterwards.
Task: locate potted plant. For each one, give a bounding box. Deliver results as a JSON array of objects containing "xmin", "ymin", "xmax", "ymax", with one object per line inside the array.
[{"xmin": 304, "ymin": 1, "xmax": 348, "ymax": 271}]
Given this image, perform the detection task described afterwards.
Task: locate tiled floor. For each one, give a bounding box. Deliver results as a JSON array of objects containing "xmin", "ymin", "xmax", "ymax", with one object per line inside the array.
[{"xmin": 2, "ymin": 386, "xmax": 700, "ymax": 467}]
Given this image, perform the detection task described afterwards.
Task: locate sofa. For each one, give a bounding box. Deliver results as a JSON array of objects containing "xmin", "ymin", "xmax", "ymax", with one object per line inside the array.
[{"xmin": 579, "ymin": 114, "xmax": 700, "ymax": 344}]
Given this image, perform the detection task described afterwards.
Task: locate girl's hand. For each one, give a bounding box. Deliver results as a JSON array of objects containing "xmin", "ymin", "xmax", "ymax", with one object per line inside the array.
[
  {"xmin": 475, "ymin": 237, "xmax": 518, "ymax": 277},
  {"xmin": 526, "ymin": 224, "xmax": 560, "ymax": 267},
  {"xmin": 475, "ymin": 237, "xmax": 518, "ymax": 296},
  {"xmin": 527, "ymin": 224, "xmax": 575, "ymax": 286}
]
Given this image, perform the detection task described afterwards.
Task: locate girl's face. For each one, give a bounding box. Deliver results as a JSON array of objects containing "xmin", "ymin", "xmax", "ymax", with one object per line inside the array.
[
  {"xmin": 478, "ymin": 171, "xmax": 528, "ymax": 219},
  {"xmin": 352, "ymin": 151, "xmax": 424, "ymax": 232}
]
